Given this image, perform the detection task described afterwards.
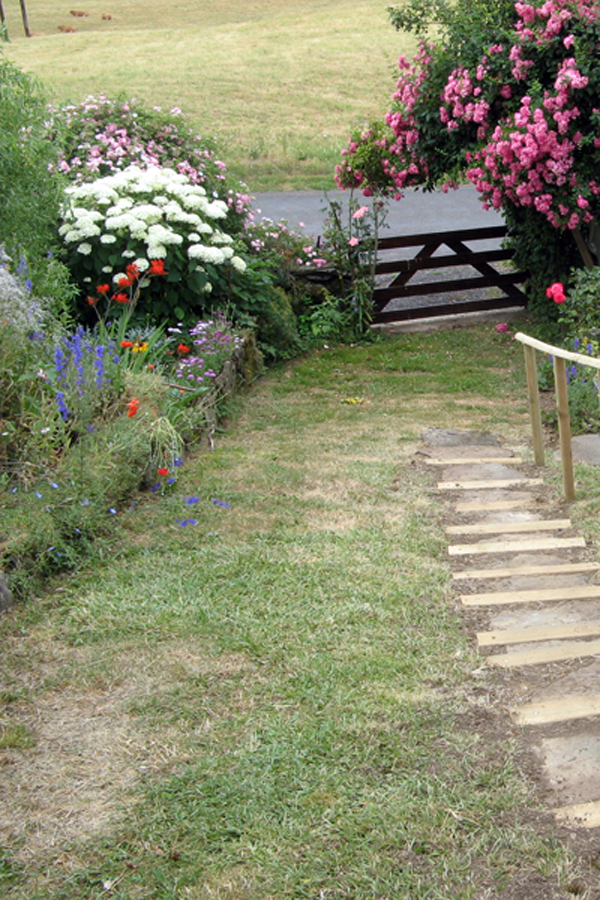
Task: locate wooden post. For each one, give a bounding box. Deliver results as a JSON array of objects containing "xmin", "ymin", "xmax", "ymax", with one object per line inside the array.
[
  {"xmin": 19, "ymin": 0, "xmax": 31, "ymax": 37},
  {"xmin": 0, "ymin": 0, "xmax": 5, "ymax": 24},
  {"xmin": 573, "ymin": 228, "xmax": 595, "ymax": 269},
  {"xmin": 553, "ymin": 356, "xmax": 575, "ymax": 501},
  {"xmin": 523, "ymin": 344, "xmax": 545, "ymax": 466}
]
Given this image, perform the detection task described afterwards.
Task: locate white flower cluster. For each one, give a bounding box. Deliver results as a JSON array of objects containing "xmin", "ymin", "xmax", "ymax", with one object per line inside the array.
[{"xmin": 58, "ymin": 165, "xmax": 247, "ymax": 275}]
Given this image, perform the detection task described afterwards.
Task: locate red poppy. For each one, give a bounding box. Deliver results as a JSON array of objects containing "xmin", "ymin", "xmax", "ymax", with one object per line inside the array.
[
  {"xmin": 148, "ymin": 364, "xmax": 155, "ymax": 370},
  {"xmin": 157, "ymin": 467, "xmax": 169, "ymax": 477},
  {"xmin": 120, "ymin": 340, "xmax": 134, "ymax": 348},
  {"xmin": 96, "ymin": 284, "xmax": 110, "ymax": 294},
  {"xmin": 113, "ymin": 293, "xmax": 129, "ymax": 303},
  {"xmin": 149, "ymin": 259, "xmax": 166, "ymax": 276},
  {"xmin": 177, "ymin": 343, "xmax": 191, "ymax": 354},
  {"xmin": 127, "ymin": 397, "xmax": 140, "ymax": 418}
]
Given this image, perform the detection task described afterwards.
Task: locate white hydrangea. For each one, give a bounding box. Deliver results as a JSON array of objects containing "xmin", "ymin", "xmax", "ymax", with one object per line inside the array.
[
  {"xmin": 188, "ymin": 245, "xmax": 226, "ymax": 264},
  {"xmin": 231, "ymin": 256, "xmax": 247, "ymax": 273},
  {"xmin": 100, "ymin": 234, "xmax": 117, "ymax": 244},
  {"xmin": 77, "ymin": 242, "xmax": 92, "ymax": 255},
  {"xmin": 133, "ymin": 258, "xmax": 150, "ymax": 272}
]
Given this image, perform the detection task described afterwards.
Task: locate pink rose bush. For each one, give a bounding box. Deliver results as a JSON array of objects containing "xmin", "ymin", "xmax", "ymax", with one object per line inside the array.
[{"xmin": 336, "ymin": 0, "xmax": 600, "ymax": 232}]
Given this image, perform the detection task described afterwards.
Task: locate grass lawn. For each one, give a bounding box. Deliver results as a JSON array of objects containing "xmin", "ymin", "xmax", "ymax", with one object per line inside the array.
[
  {"xmin": 2, "ymin": 325, "xmax": 599, "ymax": 899},
  {"xmin": 2, "ymin": 0, "xmax": 414, "ymax": 192}
]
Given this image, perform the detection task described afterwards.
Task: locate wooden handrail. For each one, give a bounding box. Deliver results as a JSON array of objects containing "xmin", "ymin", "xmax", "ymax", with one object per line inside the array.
[{"xmin": 514, "ymin": 331, "xmax": 600, "ymax": 501}]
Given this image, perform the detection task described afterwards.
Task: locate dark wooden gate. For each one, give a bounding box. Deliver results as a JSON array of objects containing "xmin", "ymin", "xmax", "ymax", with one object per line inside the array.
[{"xmin": 372, "ymin": 225, "xmax": 528, "ymax": 324}]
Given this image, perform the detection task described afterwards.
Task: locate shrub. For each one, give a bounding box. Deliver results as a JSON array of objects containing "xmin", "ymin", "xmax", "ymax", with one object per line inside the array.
[
  {"xmin": 51, "ymin": 94, "xmax": 252, "ymax": 234},
  {"xmin": 0, "ymin": 52, "xmax": 67, "ymax": 289},
  {"xmin": 58, "ymin": 164, "xmax": 249, "ymax": 324}
]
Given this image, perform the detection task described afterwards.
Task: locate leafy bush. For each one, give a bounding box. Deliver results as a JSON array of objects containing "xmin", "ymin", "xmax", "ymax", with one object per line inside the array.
[
  {"xmin": 336, "ymin": 0, "xmax": 600, "ymax": 317},
  {"xmin": 51, "ymin": 94, "xmax": 252, "ymax": 233},
  {"xmin": 556, "ymin": 266, "xmax": 600, "ymax": 336},
  {"xmin": 0, "ymin": 52, "xmax": 69, "ymax": 293},
  {"xmin": 59, "ymin": 164, "xmax": 249, "ymax": 324}
]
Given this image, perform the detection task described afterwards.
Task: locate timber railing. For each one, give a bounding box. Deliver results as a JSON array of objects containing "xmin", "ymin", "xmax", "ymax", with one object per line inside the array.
[{"xmin": 515, "ymin": 332, "xmax": 600, "ymax": 501}]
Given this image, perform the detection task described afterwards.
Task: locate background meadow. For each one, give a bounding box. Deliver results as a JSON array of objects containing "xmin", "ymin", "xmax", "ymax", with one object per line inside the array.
[{"xmin": 2, "ymin": 0, "xmax": 416, "ymax": 190}]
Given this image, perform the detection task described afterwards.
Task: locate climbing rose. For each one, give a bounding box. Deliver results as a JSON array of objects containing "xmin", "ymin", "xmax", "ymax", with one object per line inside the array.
[{"xmin": 546, "ymin": 282, "xmax": 566, "ymax": 304}]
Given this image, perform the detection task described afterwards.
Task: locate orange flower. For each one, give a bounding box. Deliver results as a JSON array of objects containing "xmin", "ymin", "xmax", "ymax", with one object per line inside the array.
[
  {"xmin": 149, "ymin": 259, "xmax": 166, "ymax": 276},
  {"xmin": 96, "ymin": 284, "xmax": 110, "ymax": 294},
  {"xmin": 126, "ymin": 397, "xmax": 140, "ymax": 418},
  {"xmin": 177, "ymin": 343, "xmax": 191, "ymax": 354},
  {"xmin": 120, "ymin": 340, "xmax": 133, "ymax": 348},
  {"xmin": 113, "ymin": 293, "xmax": 129, "ymax": 303}
]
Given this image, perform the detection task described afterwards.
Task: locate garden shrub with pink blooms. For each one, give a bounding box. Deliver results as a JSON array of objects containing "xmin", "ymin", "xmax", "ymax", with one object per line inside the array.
[{"xmin": 336, "ymin": 0, "xmax": 600, "ymax": 317}]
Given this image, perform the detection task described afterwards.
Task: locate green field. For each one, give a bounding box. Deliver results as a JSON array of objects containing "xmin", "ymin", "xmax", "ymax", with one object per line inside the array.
[{"xmin": 2, "ymin": 0, "xmax": 415, "ymax": 190}]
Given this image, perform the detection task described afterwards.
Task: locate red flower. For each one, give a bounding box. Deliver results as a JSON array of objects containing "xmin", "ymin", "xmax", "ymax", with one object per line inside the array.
[
  {"xmin": 87, "ymin": 296, "xmax": 97, "ymax": 306},
  {"xmin": 126, "ymin": 397, "xmax": 140, "ymax": 418},
  {"xmin": 96, "ymin": 284, "xmax": 110, "ymax": 294},
  {"xmin": 120, "ymin": 340, "xmax": 134, "ymax": 348},
  {"xmin": 118, "ymin": 277, "xmax": 133, "ymax": 288},
  {"xmin": 177, "ymin": 343, "xmax": 191, "ymax": 354},
  {"xmin": 125, "ymin": 263, "xmax": 140, "ymax": 279},
  {"xmin": 546, "ymin": 282, "xmax": 566, "ymax": 304},
  {"xmin": 149, "ymin": 259, "xmax": 166, "ymax": 276},
  {"xmin": 157, "ymin": 467, "xmax": 169, "ymax": 477},
  {"xmin": 113, "ymin": 292, "xmax": 129, "ymax": 303},
  {"xmin": 148, "ymin": 364, "xmax": 155, "ymax": 370}
]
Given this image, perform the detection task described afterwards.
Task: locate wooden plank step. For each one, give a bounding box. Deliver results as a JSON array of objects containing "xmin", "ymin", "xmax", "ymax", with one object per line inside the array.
[
  {"xmin": 452, "ymin": 561, "xmax": 600, "ymax": 581},
  {"xmin": 554, "ymin": 800, "xmax": 600, "ymax": 828},
  {"xmin": 461, "ymin": 584, "xmax": 600, "ymax": 608},
  {"xmin": 438, "ymin": 478, "xmax": 543, "ymax": 491},
  {"xmin": 511, "ymin": 692, "xmax": 600, "ymax": 725},
  {"xmin": 445, "ymin": 519, "xmax": 571, "ymax": 536},
  {"xmin": 425, "ymin": 456, "xmax": 522, "ymax": 466},
  {"xmin": 487, "ymin": 637, "xmax": 600, "ymax": 668},
  {"xmin": 454, "ymin": 498, "xmax": 538, "ymax": 512},
  {"xmin": 448, "ymin": 536, "xmax": 585, "ymax": 557},
  {"xmin": 478, "ymin": 619, "xmax": 600, "ymax": 647}
]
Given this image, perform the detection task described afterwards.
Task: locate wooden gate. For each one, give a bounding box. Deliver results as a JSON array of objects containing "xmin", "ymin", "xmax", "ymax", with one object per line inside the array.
[{"xmin": 372, "ymin": 225, "xmax": 528, "ymax": 324}]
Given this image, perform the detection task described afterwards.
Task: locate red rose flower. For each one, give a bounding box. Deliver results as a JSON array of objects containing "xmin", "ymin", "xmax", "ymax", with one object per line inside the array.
[{"xmin": 546, "ymin": 282, "xmax": 566, "ymax": 304}]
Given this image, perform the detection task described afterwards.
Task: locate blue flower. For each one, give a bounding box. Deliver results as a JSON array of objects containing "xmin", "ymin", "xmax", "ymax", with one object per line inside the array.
[
  {"xmin": 574, "ymin": 337, "xmax": 580, "ymax": 351},
  {"xmin": 185, "ymin": 496, "xmax": 199, "ymax": 505},
  {"xmin": 173, "ymin": 457, "xmax": 184, "ymax": 467},
  {"xmin": 150, "ymin": 483, "xmax": 162, "ymax": 493},
  {"xmin": 109, "ymin": 508, "xmax": 117, "ymax": 515},
  {"xmin": 167, "ymin": 477, "xmax": 176, "ymax": 485},
  {"xmin": 35, "ymin": 492, "xmax": 42, "ymax": 499},
  {"xmin": 212, "ymin": 498, "xmax": 231, "ymax": 509},
  {"xmin": 50, "ymin": 482, "xmax": 58, "ymax": 489}
]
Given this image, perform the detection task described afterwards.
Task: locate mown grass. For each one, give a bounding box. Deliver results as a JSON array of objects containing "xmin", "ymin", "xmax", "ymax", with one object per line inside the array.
[
  {"xmin": 2, "ymin": 326, "xmax": 598, "ymax": 899},
  {"xmin": 2, "ymin": 0, "xmax": 414, "ymax": 191}
]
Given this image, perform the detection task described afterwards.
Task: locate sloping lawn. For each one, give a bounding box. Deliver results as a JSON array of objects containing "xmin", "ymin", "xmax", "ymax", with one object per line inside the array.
[{"xmin": 2, "ymin": 326, "xmax": 599, "ymax": 899}]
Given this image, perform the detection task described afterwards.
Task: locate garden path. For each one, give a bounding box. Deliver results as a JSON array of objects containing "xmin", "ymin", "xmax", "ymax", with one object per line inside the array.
[{"xmin": 426, "ymin": 427, "xmax": 600, "ymax": 829}]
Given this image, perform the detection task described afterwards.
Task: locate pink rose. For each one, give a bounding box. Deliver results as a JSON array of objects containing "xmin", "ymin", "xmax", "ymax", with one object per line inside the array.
[{"xmin": 546, "ymin": 282, "xmax": 566, "ymax": 304}]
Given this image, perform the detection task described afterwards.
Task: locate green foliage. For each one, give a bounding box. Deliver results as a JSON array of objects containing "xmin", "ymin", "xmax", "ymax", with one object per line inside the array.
[
  {"xmin": 557, "ymin": 265, "xmax": 600, "ymax": 335},
  {"xmin": 0, "ymin": 51, "xmax": 64, "ymax": 267}
]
